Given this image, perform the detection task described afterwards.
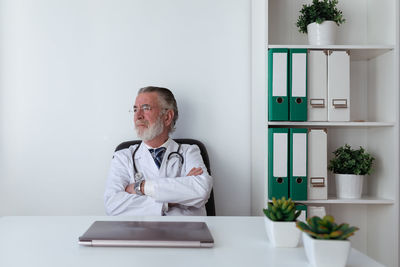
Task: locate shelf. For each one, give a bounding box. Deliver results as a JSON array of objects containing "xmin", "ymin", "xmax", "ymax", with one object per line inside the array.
[
  {"xmin": 267, "ymin": 44, "xmax": 394, "ymax": 61},
  {"xmin": 295, "ymin": 196, "xmax": 395, "ymax": 205},
  {"xmin": 267, "ymin": 121, "xmax": 395, "ymax": 127}
]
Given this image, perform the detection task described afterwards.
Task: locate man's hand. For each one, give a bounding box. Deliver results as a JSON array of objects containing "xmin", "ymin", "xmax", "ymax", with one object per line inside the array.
[
  {"xmin": 125, "ymin": 169, "xmax": 202, "ymax": 196},
  {"xmin": 125, "ymin": 184, "xmax": 135, "ymax": 194},
  {"xmin": 125, "ymin": 181, "xmax": 146, "ymax": 195},
  {"xmin": 187, "ymin": 167, "xmax": 203, "ymax": 176}
]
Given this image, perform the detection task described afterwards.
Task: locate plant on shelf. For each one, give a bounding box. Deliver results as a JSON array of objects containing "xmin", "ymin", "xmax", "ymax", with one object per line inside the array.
[
  {"xmin": 263, "ymin": 197, "xmax": 301, "ymax": 222},
  {"xmin": 296, "ymin": 215, "xmax": 359, "ymax": 267},
  {"xmin": 328, "ymin": 144, "xmax": 375, "ymax": 199},
  {"xmin": 328, "ymin": 144, "xmax": 374, "ymax": 175},
  {"xmin": 296, "ymin": 0, "xmax": 346, "ymax": 45},
  {"xmin": 262, "ymin": 197, "xmax": 302, "ymax": 248},
  {"xmin": 296, "ymin": 215, "xmax": 359, "ymax": 240},
  {"xmin": 296, "ymin": 0, "xmax": 346, "ymax": 34}
]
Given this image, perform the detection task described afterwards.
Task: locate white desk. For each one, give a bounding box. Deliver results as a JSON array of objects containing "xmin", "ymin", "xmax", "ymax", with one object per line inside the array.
[{"xmin": 0, "ymin": 216, "xmax": 383, "ymax": 267}]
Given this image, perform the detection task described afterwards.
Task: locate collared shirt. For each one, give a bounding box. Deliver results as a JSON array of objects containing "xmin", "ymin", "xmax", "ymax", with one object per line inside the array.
[
  {"xmin": 142, "ymin": 139, "xmax": 170, "ymax": 150},
  {"xmin": 141, "ymin": 139, "xmax": 171, "ymax": 198}
]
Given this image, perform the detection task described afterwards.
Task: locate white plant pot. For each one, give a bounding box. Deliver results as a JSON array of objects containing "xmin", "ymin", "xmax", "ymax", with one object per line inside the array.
[
  {"xmin": 302, "ymin": 233, "xmax": 351, "ymax": 267},
  {"xmin": 335, "ymin": 174, "xmax": 364, "ymax": 199},
  {"xmin": 307, "ymin": 21, "xmax": 337, "ymax": 45},
  {"xmin": 264, "ymin": 216, "xmax": 301, "ymax": 247}
]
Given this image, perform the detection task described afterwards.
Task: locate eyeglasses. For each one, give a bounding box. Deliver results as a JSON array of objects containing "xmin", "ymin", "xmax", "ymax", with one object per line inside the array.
[
  {"xmin": 129, "ymin": 104, "xmax": 167, "ymax": 114},
  {"xmin": 132, "ymin": 104, "xmax": 153, "ymax": 113}
]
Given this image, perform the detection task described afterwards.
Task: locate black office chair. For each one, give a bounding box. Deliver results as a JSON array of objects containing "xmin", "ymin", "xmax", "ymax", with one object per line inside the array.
[{"xmin": 115, "ymin": 138, "xmax": 216, "ymax": 216}]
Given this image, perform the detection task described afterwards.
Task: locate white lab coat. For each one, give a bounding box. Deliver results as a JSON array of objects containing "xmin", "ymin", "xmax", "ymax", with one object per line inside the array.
[{"xmin": 104, "ymin": 138, "xmax": 213, "ymax": 216}]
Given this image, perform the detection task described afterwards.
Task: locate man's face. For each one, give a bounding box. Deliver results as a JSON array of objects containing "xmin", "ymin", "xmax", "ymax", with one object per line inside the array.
[{"xmin": 134, "ymin": 92, "xmax": 165, "ymax": 141}]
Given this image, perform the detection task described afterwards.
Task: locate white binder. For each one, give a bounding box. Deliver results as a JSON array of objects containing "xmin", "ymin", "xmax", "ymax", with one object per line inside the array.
[
  {"xmin": 307, "ymin": 206, "xmax": 326, "ymax": 218},
  {"xmin": 308, "ymin": 50, "xmax": 328, "ymax": 121},
  {"xmin": 328, "ymin": 50, "xmax": 350, "ymax": 121},
  {"xmin": 307, "ymin": 129, "xmax": 328, "ymax": 200}
]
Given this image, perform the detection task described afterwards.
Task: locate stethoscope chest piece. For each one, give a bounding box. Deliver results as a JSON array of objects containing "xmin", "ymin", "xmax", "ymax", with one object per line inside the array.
[{"xmin": 134, "ymin": 172, "xmax": 143, "ymax": 182}]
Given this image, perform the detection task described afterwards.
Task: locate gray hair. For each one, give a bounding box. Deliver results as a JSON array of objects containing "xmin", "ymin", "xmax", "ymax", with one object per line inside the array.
[{"xmin": 138, "ymin": 86, "xmax": 179, "ymax": 132}]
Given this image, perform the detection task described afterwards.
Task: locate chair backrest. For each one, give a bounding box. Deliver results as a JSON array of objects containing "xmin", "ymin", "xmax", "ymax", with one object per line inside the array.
[{"xmin": 115, "ymin": 138, "xmax": 216, "ymax": 216}]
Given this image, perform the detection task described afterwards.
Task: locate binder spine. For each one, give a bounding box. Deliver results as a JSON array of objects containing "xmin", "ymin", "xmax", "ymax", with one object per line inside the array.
[
  {"xmin": 268, "ymin": 128, "xmax": 289, "ymax": 200},
  {"xmin": 308, "ymin": 50, "xmax": 328, "ymax": 121},
  {"xmin": 327, "ymin": 50, "xmax": 350, "ymax": 121},
  {"xmin": 289, "ymin": 49, "xmax": 308, "ymax": 121},
  {"xmin": 268, "ymin": 48, "xmax": 289, "ymax": 121},
  {"xmin": 307, "ymin": 129, "xmax": 328, "ymax": 200},
  {"xmin": 289, "ymin": 128, "xmax": 308, "ymax": 200}
]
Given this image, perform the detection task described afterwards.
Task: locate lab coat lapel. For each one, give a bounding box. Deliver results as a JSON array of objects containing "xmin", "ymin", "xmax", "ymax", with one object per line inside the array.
[
  {"xmin": 135, "ymin": 142, "xmax": 160, "ymax": 177},
  {"xmin": 159, "ymin": 139, "xmax": 182, "ymax": 177}
]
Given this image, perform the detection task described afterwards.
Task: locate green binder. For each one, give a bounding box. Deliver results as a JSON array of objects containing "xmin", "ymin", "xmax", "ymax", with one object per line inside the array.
[
  {"xmin": 289, "ymin": 128, "xmax": 308, "ymax": 200},
  {"xmin": 289, "ymin": 49, "xmax": 307, "ymax": 121},
  {"xmin": 268, "ymin": 48, "xmax": 289, "ymax": 121},
  {"xmin": 268, "ymin": 128, "xmax": 289, "ymax": 200}
]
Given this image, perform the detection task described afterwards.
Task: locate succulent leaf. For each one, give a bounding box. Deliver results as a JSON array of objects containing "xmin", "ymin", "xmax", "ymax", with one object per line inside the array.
[
  {"xmin": 286, "ymin": 212, "xmax": 295, "ymax": 221},
  {"xmin": 282, "ymin": 201, "xmax": 289, "ymax": 210},
  {"xmin": 297, "ymin": 215, "xmax": 359, "ymax": 240},
  {"xmin": 286, "ymin": 205, "xmax": 294, "ymax": 212},
  {"xmin": 264, "ymin": 197, "xmax": 301, "ymax": 222},
  {"xmin": 269, "ymin": 212, "xmax": 277, "ymax": 221},
  {"xmin": 329, "ymin": 230, "xmax": 343, "ymax": 238},
  {"xmin": 317, "ymin": 225, "xmax": 330, "ymax": 234},
  {"xmin": 296, "ymin": 221, "xmax": 312, "ymax": 231},
  {"xmin": 323, "ymin": 215, "xmax": 334, "ymax": 223},
  {"xmin": 340, "ymin": 226, "xmax": 359, "ymax": 240},
  {"xmin": 276, "ymin": 210, "xmax": 283, "ymax": 220},
  {"xmin": 308, "ymin": 217, "xmax": 321, "ymax": 231}
]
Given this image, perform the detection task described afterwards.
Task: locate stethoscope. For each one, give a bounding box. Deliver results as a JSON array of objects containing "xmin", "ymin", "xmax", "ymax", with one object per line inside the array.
[{"xmin": 132, "ymin": 142, "xmax": 184, "ymax": 182}]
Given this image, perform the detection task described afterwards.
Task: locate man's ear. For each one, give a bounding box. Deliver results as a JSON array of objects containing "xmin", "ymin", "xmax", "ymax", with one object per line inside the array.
[{"xmin": 164, "ymin": 109, "xmax": 174, "ymax": 127}]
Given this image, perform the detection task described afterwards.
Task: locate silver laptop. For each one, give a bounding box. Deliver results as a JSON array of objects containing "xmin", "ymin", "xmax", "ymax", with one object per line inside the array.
[{"xmin": 79, "ymin": 221, "xmax": 214, "ymax": 248}]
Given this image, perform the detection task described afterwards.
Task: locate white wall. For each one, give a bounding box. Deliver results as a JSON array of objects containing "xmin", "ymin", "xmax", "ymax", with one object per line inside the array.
[{"xmin": 0, "ymin": 0, "xmax": 251, "ymax": 215}]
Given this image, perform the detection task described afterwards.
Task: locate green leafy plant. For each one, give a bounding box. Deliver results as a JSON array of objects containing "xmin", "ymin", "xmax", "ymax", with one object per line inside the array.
[
  {"xmin": 263, "ymin": 197, "xmax": 301, "ymax": 222},
  {"xmin": 296, "ymin": 0, "xmax": 346, "ymax": 34},
  {"xmin": 328, "ymin": 144, "xmax": 375, "ymax": 175},
  {"xmin": 296, "ymin": 215, "xmax": 359, "ymax": 240}
]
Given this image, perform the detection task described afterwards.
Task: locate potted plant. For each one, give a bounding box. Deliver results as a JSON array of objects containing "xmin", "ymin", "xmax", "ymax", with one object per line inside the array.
[
  {"xmin": 263, "ymin": 197, "xmax": 302, "ymax": 247},
  {"xmin": 328, "ymin": 144, "xmax": 375, "ymax": 199},
  {"xmin": 297, "ymin": 215, "xmax": 359, "ymax": 267},
  {"xmin": 296, "ymin": 0, "xmax": 346, "ymax": 45}
]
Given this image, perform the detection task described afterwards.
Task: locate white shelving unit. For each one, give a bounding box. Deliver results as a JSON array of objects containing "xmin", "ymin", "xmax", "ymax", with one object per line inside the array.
[
  {"xmin": 268, "ymin": 44, "xmax": 394, "ymax": 60},
  {"xmin": 268, "ymin": 121, "xmax": 395, "ymax": 127},
  {"xmin": 295, "ymin": 196, "xmax": 394, "ymax": 205},
  {"xmin": 251, "ymin": 0, "xmax": 399, "ymax": 266}
]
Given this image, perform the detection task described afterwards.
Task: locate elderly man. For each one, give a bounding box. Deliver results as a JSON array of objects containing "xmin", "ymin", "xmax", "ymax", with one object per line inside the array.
[{"xmin": 104, "ymin": 86, "xmax": 213, "ymax": 216}]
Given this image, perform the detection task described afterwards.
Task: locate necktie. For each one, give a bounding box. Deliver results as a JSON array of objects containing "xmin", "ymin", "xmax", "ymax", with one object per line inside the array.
[{"xmin": 149, "ymin": 147, "xmax": 166, "ymax": 169}]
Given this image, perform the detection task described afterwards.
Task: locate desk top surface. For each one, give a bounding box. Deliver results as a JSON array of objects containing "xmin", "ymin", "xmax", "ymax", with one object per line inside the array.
[{"xmin": 0, "ymin": 216, "xmax": 383, "ymax": 267}]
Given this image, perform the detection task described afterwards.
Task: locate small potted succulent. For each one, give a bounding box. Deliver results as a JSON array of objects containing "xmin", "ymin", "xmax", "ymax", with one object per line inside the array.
[
  {"xmin": 296, "ymin": 0, "xmax": 346, "ymax": 45},
  {"xmin": 297, "ymin": 215, "xmax": 359, "ymax": 267},
  {"xmin": 263, "ymin": 197, "xmax": 302, "ymax": 247},
  {"xmin": 328, "ymin": 144, "xmax": 374, "ymax": 199}
]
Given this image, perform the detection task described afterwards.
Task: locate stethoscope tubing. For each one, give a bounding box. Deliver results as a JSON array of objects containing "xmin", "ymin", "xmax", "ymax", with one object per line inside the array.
[{"xmin": 132, "ymin": 142, "xmax": 184, "ymax": 177}]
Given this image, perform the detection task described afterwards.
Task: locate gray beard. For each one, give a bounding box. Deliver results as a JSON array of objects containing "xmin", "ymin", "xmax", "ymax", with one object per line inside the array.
[{"xmin": 135, "ymin": 116, "xmax": 164, "ymax": 142}]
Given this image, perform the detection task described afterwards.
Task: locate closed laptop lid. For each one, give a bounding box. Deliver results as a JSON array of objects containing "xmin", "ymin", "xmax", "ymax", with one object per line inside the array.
[{"xmin": 79, "ymin": 221, "xmax": 214, "ymax": 248}]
